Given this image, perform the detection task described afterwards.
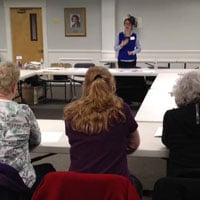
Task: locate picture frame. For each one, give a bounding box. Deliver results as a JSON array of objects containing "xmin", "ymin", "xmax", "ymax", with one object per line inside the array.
[{"xmin": 64, "ymin": 7, "xmax": 86, "ymax": 37}]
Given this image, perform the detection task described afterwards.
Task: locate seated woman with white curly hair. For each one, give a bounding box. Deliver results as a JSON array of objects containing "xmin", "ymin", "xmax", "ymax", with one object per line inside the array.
[{"xmin": 162, "ymin": 70, "xmax": 200, "ymax": 177}]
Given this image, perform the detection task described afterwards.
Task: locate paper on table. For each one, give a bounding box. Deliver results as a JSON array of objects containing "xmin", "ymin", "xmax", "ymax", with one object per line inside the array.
[
  {"xmin": 142, "ymin": 69, "xmax": 156, "ymax": 73},
  {"xmin": 154, "ymin": 127, "xmax": 163, "ymax": 137},
  {"xmin": 41, "ymin": 131, "xmax": 64, "ymax": 143},
  {"xmin": 118, "ymin": 69, "xmax": 139, "ymax": 72},
  {"xmin": 47, "ymin": 68, "xmax": 60, "ymax": 70}
]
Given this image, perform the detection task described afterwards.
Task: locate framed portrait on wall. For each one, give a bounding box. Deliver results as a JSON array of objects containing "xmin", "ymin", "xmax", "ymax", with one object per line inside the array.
[{"xmin": 64, "ymin": 7, "xmax": 86, "ymax": 37}]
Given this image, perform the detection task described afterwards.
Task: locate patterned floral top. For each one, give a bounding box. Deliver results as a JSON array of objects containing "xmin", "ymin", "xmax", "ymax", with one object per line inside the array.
[{"xmin": 0, "ymin": 99, "xmax": 41, "ymax": 188}]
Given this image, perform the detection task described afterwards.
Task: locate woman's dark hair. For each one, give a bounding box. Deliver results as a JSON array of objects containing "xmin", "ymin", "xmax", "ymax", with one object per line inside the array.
[
  {"xmin": 71, "ymin": 14, "xmax": 79, "ymax": 22},
  {"xmin": 124, "ymin": 14, "xmax": 137, "ymax": 28}
]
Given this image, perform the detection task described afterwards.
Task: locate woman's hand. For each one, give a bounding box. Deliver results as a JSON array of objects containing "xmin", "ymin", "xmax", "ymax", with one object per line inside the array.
[
  {"xmin": 127, "ymin": 51, "xmax": 133, "ymax": 55},
  {"xmin": 120, "ymin": 38, "xmax": 129, "ymax": 48}
]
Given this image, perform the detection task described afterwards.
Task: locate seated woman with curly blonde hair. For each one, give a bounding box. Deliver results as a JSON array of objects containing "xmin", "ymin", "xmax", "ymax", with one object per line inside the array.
[{"xmin": 64, "ymin": 66, "xmax": 142, "ymax": 198}]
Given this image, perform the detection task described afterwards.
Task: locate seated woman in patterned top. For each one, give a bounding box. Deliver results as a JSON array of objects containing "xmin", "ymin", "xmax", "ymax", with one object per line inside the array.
[{"xmin": 0, "ymin": 61, "xmax": 55, "ymax": 196}]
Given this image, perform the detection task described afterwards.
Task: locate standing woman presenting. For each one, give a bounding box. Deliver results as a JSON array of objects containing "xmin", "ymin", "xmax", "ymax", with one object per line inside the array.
[
  {"xmin": 114, "ymin": 15, "xmax": 146, "ymax": 104},
  {"xmin": 114, "ymin": 14, "xmax": 141, "ymax": 68}
]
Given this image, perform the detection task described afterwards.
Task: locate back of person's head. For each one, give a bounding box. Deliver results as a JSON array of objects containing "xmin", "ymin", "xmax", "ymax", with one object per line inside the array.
[
  {"xmin": 64, "ymin": 66, "xmax": 125, "ymax": 134},
  {"xmin": 82, "ymin": 66, "xmax": 116, "ymax": 98},
  {"xmin": 173, "ymin": 70, "xmax": 200, "ymax": 107},
  {"xmin": 0, "ymin": 61, "xmax": 20, "ymax": 95}
]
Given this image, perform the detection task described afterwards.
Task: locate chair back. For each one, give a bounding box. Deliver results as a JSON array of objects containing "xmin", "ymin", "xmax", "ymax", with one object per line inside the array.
[
  {"xmin": 74, "ymin": 63, "xmax": 95, "ymax": 68},
  {"xmin": 50, "ymin": 63, "xmax": 72, "ymax": 81},
  {"xmin": 51, "ymin": 63, "xmax": 72, "ymax": 68},
  {"xmin": 153, "ymin": 176, "xmax": 200, "ymax": 200},
  {"xmin": 0, "ymin": 163, "xmax": 30, "ymax": 200},
  {"xmin": 60, "ymin": 63, "xmax": 72, "ymax": 68},
  {"xmin": 32, "ymin": 171, "xmax": 140, "ymax": 200}
]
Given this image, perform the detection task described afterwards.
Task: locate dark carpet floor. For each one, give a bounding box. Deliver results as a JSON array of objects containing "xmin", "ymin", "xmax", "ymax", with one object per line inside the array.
[{"xmin": 30, "ymin": 100, "xmax": 66, "ymax": 119}]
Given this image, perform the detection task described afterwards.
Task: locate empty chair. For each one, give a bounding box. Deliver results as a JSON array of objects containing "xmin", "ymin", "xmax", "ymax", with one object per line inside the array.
[
  {"xmin": 71, "ymin": 63, "xmax": 95, "ymax": 100},
  {"xmin": 144, "ymin": 62, "xmax": 170, "ymax": 69},
  {"xmin": 32, "ymin": 171, "xmax": 140, "ymax": 200},
  {"xmin": 44, "ymin": 63, "xmax": 72, "ymax": 102},
  {"xmin": 74, "ymin": 63, "xmax": 95, "ymax": 68}
]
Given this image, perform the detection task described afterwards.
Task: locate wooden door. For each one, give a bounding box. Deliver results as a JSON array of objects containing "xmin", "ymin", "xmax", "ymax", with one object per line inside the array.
[{"xmin": 10, "ymin": 8, "xmax": 43, "ymax": 64}]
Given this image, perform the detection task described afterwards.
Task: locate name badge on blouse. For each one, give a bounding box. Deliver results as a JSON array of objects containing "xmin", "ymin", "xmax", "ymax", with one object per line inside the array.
[{"xmin": 130, "ymin": 36, "xmax": 135, "ymax": 40}]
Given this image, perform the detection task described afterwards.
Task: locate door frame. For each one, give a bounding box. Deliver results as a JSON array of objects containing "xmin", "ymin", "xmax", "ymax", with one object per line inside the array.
[{"xmin": 4, "ymin": 0, "xmax": 48, "ymax": 65}]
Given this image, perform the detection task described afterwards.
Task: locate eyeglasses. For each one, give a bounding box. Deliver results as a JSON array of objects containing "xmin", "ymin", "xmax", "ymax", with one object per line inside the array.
[{"xmin": 124, "ymin": 22, "xmax": 132, "ymax": 26}]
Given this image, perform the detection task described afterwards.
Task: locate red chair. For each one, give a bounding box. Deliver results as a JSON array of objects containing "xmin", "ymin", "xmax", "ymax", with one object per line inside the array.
[{"xmin": 32, "ymin": 171, "xmax": 140, "ymax": 200}]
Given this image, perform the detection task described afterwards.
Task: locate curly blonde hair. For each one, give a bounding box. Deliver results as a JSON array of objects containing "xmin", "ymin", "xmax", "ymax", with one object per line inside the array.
[
  {"xmin": 173, "ymin": 70, "xmax": 200, "ymax": 107},
  {"xmin": 64, "ymin": 66, "xmax": 126, "ymax": 134},
  {"xmin": 0, "ymin": 62, "xmax": 20, "ymax": 95}
]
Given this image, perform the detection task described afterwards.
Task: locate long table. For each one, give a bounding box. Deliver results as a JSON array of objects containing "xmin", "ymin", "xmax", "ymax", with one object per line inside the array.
[
  {"xmin": 20, "ymin": 68, "xmax": 194, "ymax": 80},
  {"xmin": 23, "ymin": 68, "xmax": 196, "ymax": 158},
  {"xmin": 135, "ymin": 89, "xmax": 176, "ymax": 122},
  {"xmin": 100, "ymin": 58, "xmax": 200, "ymax": 69},
  {"xmin": 34, "ymin": 119, "xmax": 69, "ymax": 154},
  {"xmin": 20, "ymin": 69, "xmax": 39, "ymax": 80},
  {"xmin": 135, "ymin": 72, "xmax": 185, "ymax": 122},
  {"xmin": 33, "ymin": 119, "xmax": 168, "ymax": 158},
  {"xmin": 40, "ymin": 67, "xmax": 157, "ymax": 77},
  {"xmin": 150, "ymin": 73, "xmax": 181, "ymax": 91}
]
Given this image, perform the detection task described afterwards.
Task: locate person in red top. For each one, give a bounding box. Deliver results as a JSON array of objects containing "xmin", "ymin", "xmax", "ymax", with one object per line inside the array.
[{"xmin": 64, "ymin": 66, "xmax": 143, "ymax": 198}]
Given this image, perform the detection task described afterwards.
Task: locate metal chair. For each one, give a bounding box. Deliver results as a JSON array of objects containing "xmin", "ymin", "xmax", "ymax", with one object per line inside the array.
[
  {"xmin": 71, "ymin": 63, "xmax": 95, "ymax": 100},
  {"xmin": 44, "ymin": 63, "xmax": 73, "ymax": 102}
]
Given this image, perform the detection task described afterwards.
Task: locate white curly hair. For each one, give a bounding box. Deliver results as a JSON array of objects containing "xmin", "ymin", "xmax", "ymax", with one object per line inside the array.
[{"xmin": 172, "ymin": 70, "xmax": 200, "ymax": 107}]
